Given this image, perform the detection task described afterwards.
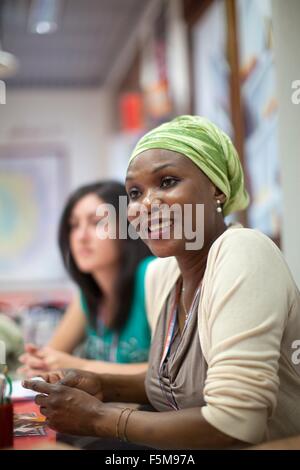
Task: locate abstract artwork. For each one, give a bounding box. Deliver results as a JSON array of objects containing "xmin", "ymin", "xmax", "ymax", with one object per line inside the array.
[
  {"xmin": 0, "ymin": 144, "xmax": 68, "ymax": 284},
  {"xmin": 236, "ymin": 0, "xmax": 281, "ymax": 238}
]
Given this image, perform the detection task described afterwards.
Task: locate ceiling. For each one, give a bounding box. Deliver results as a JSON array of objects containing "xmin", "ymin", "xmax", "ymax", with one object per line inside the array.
[{"xmin": 1, "ymin": 0, "xmax": 151, "ymax": 88}]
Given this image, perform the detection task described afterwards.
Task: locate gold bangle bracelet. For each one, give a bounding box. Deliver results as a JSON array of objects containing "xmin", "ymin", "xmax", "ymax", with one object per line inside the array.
[
  {"xmin": 123, "ymin": 409, "xmax": 136, "ymax": 443},
  {"xmin": 116, "ymin": 408, "xmax": 131, "ymax": 441}
]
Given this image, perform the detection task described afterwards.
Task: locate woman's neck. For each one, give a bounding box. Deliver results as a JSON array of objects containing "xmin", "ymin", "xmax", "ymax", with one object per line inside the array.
[{"xmin": 176, "ymin": 222, "xmax": 227, "ymax": 299}]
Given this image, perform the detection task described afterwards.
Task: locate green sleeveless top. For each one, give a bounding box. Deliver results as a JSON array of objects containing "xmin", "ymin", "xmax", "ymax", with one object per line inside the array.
[{"xmin": 80, "ymin": 257, "xmax": 154, "ymax": 363}]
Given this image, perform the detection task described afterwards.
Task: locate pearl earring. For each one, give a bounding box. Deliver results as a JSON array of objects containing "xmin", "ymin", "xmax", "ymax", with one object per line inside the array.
[{"xmin": 216, "ymin": 200, "xmax": 222, "ymax": 213}]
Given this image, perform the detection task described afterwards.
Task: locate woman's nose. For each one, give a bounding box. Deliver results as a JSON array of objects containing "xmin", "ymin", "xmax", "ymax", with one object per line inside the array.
[
  {"xmin": 77, "ymin": 223, "xmax": 90, "ymax": 240},
  {"xmin": 142, "ymin": 192, "xmax": 162, "ymax": 211}
]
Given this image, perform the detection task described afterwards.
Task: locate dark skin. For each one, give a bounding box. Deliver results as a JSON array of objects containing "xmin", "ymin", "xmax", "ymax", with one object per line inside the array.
[
  {"xmin": 126, "ymin": 149, "xmax": 227, "ymax": 331},
  {"xmin": 23, "ymin": 150, "xmax": 248, "ymax": 449}
]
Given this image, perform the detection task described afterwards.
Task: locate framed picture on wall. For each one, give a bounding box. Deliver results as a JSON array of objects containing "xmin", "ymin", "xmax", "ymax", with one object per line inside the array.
[
  {"xmin": 236, "ymin": 0, "xmax": 281, "ymax": 239},
  {"xmin": 0, "ymin": 144, "xmax": 69, "ymax": 285},
  {"xmin": 192, "ymin": 0, "xmax": 233, "ymax": 138}
]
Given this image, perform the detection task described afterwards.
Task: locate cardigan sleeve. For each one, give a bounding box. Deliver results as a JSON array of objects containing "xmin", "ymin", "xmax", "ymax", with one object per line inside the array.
[{"xmin": 200, "ymin": 229, "xmax": 293, "ymax": 444}]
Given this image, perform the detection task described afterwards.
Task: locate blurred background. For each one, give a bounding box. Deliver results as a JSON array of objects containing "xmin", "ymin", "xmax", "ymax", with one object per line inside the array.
[{"xmin": 0, "ymin": 0, "xmax": 299, "ymax": 367}]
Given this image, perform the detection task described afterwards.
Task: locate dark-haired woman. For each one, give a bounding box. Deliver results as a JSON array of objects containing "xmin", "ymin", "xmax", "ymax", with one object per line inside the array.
[
  {"xmin": 24, "ymin": 116, "xmax": 300, "ymax": 449},
  {"xmin": 19, "ymin": 181, "xmax": 154, "ymax": 377}
]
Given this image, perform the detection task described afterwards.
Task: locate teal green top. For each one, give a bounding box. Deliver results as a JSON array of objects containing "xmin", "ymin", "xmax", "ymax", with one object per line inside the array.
[{"xmin": 80, "ymin": 257, "xmax": 154, "ymax": 363}]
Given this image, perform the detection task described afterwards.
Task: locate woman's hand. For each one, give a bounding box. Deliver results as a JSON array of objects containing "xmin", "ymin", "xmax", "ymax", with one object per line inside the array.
[
  {"xmin": 22, "ymin": 379, "xmax": 117, "ymax": 436},
  {"xmin": 40, "ymin": 369, "xmax": 105, "ymax": 401},
  {"xmin": 18, "ymin": 343, "xmax": 47, "ymax": 374},
  {"xmin": 40, "ymin": 369, "xmax": 148, "ymax": 404},
  {"xmin": 18, "ymin": 344, "xmax": 87, "ymax": 377}
]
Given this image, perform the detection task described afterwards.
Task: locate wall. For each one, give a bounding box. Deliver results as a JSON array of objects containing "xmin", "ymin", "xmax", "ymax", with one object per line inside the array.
[
  {"xmin": 0, "ymin": 87, "xmax": 114, "ymax": 296},
  {"xmin": 272, "ymin": 0, "xmax": 300, "ymax": 287},
  {"xmin": 0, "ymin": 87, "xmax": 113, "ymax": 190}
]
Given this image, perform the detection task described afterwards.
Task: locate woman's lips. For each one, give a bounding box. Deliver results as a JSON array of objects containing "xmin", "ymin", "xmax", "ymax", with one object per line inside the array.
[
  {"xmin": 77, "ymin": 249, "xmax": 94, "ymax": 257},
  {"xmin": 130, "ymin": 215, "xmax": 181, "ymax": 240},
  {"xmin": 147, "ymin": 219, "xmax": 174, "ymax": 240}
]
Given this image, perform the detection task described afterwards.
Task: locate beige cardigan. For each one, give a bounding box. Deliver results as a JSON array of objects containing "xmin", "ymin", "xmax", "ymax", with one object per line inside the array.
[{"xmin": 145, "ymin": 226, "xmax": 300, "ymax": 444}]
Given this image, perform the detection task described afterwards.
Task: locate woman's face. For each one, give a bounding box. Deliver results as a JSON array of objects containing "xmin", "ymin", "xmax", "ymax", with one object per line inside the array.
[
  {"xmin": 125, "ymin": 149, "xmax": 222, "ymax": 258},
  {"xmin": 69, "ymin": 193, "xmax": 119, "ymax": 273}
]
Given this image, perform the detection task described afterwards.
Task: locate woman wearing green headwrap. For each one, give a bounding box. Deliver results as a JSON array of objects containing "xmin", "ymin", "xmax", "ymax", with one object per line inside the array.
[{"xmin": 24, "ymin": 116, "xmax": 300, "ymax": 450}]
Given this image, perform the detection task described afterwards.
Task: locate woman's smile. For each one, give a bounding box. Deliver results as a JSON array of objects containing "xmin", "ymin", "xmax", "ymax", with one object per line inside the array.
[{"xmin": 126, "ymin": 148, "xmax": 221, "ymax": 257}]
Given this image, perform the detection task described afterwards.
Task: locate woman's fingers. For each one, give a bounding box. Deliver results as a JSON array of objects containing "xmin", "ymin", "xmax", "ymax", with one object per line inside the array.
[
  {"xmin": 23, "ymin": 379, "xmax": 53, "ymax": 394},
  {"xmin": 18, "ymin": 353, "xmax": 27, "ymax": 363},
  {"xmin": 35, "ymin": 371, "xmax": 64, "ymax": 383},
  {"xmin": 37, "ymin": 372, "xmax": 53, "ymax": 383},
  {"xmin": 47, "ymin": 371, "xmax": 65, "ymax": 383},
  {"xmin": 19, "ymin": 351, "xmax": 48, "ymax": 370},
  {"xmin": 59, "ymin": 370, "xmax": 81, "ymax": 388},
  {"xmin": 35, "ymin": 393, "xmax": 47, "ymax": 406},
  {"xmin": 20, "ymin": 348, "xmax": 67, "ymax": 373},
  {"xmin": 17, "ymin": 365, "xmax": 44, "ymax": 378},
  {"xmin": 34, "ymin": 347, "xmax": 51, "ymax": 359},
  {"xmin": 40, "ymin": 407, "xmax": 49, "ymax": 417},
  {"xmin": 25, "ymin": 355, "xmax": 47, "ymax": 370},
  {"xmin": 28, "ymin": 369, "xmax": 48, "ymax": 378},
  {"xmin": 25, "ymin": 343, "xmax": 39, "ymax": 353}
]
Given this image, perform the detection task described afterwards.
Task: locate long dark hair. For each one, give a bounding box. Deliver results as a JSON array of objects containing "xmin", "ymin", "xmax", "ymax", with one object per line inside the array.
[{"xmin": 58, "ymin": 181, "xmax": 151, "ymax": 332}]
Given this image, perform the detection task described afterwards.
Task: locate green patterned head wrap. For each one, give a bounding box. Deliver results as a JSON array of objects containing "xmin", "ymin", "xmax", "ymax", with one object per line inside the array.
[{"xmin": 128, "ymin": 115, "xmax": 249, "ymax": 216}]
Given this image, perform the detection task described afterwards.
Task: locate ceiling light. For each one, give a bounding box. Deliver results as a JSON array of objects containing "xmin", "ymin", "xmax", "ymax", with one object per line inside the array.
[
  {"xmin": 28, "ymin": 0, "xmax": 62, "ymax": 35},
  {"xmin": 35, "ymin": 21, "xmax": 57, "ymax": 34}
]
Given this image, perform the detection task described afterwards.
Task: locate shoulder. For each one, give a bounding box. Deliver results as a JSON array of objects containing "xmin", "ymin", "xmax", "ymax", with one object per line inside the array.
[
  {"xmin": 202, "ymin": 225, "xmax": 299, "ymax": 323},
  {"xmin": 199, "ymin": 227, "xmax": 299, "ymax": 365},
  {"xmin": 209, "ymin": 226, "xmax": 288, "ymax": 271},
  {"xmin": 202, "ymin": 226, "xmax": 298, "ymax": 316},
  {"xmin": 214, "ymin": 225, "xmax": 279, "ymax": 250}
]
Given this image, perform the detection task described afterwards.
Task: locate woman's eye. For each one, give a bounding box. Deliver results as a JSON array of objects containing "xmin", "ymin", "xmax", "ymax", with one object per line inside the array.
[
  {"xmin": 128, "ymin": 188, "xmax": 141, "ymax": 200},
  {"xmin": 91, "ymin": 218, "xmax": 100, "ymax": 227},
  {"xmin": 161, "ymin": 177, "xmax": 179, "ymax": 188}
]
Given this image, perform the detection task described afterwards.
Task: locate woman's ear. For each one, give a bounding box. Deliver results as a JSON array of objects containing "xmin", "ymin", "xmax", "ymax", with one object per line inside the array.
[{"xmin": 213, "ymin": 186, "xmax": 226, "ymax": 204}]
